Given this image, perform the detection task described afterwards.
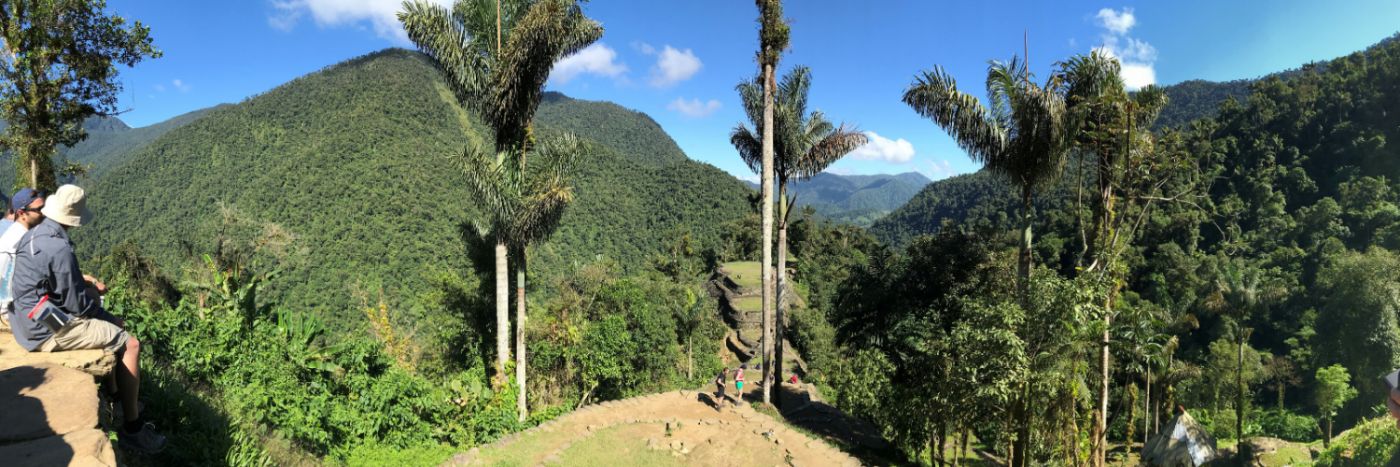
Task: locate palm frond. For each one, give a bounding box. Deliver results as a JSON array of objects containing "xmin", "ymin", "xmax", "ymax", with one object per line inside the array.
[
  {"xmin": 730, "ymin": 124, "xmax": 763, "ymax": 175},
  {"xmin": 795, "ymin": 125, "xmax": 867, "ymax": 179},
  {"xmin": 903, "ymin": 66, "xmax": 1007, "ymax": 166},
  {"xmin": 400, "ymin": 1, "xmax": 491, "ymax": 118}
]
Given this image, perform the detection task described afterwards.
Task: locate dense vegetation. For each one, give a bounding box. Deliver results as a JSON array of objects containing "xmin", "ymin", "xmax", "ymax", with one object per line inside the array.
[
  {"xmin": 76, "ymin": 49, "xmax": 751, "ymax": 323},
  {"xmin": 11, "ymin": 0, "xmax": 1395, "ymax": 464},
  {"xmin": 843, "ymin": 31, "xmax": 1400, "ymax": 464}
]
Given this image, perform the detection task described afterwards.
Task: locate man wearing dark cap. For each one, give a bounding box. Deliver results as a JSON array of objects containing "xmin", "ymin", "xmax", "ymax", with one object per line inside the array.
[
  {"xmin": 0, "ymin": 188, "xmax": 40, "ymax": 330},
  {"xmin": 10, "ymin": 184, "xmax": 166, "ymax": 453}
]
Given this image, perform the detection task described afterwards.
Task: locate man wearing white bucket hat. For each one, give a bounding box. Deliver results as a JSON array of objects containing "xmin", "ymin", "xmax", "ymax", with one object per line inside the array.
[{"xmin": 9, "ymin": 184, "xmax": 166, "ymax": 453}]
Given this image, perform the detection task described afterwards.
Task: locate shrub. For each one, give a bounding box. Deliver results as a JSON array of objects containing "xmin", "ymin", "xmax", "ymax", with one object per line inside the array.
[
  {"xmin": 1257, "ymin": 409, "xmax": 1320, "ymax": 442},
  {"xmin": 1316, "ymin": 417, "xmax": 1400, "ymax": 467}
]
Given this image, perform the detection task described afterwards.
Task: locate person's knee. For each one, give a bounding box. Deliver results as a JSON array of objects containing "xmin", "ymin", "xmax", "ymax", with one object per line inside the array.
[{"xmin": 125, "ymin": 335, "xmax": 140, "ymax": 355}]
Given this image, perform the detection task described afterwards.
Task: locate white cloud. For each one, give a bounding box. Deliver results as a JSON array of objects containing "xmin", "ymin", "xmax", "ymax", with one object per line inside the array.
[
  {"xmin": 1091, "ymin": 7, "xmax": 1156, "ymax": 90},
  {"xmin": 632, "ymin": 41, "xmax": 656, "ymax": 55},
  {"xmin": 1095, "ymin": 8, "xmax": 1136, "ymax": 35},
  {"xmin": 153, "ymin": 83, "xmax": 165, "ymax": 92},
  {"xmin": 172, "ymin": 79, "xmax": 191, "ymax": 93},
  {"xmin": 667, "ymin": 97, "xmax": 722, "ymax": 118},
  {"xmin": 1118, "ymin": 63, "xmax": 1157, "ymax": 90},
  {"xmin": 851, "ymin": 131, "xmax": 915, "ymax": 163},
  {"xmin": 550, "ymin": 43, "xmax": 627, "ymax": 85},
  {"xmin": 268, "ymin": 0, "xmax": 452, "ymax": 43},
  {"xmin": 919, "ymin": 159, "xmax": 965, "ymax": 181},
  {"xmin": 650, "ymin": 46, "xmax": 702, "ymax": 87}
]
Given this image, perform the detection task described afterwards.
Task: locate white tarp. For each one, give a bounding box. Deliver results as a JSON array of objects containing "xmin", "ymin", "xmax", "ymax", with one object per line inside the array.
[{"xmin": 1142, "ymin": 411, "xmax": 1219, "ymax": 467}]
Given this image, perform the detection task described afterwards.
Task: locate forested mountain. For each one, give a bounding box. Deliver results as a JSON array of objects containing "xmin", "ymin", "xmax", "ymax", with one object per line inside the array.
[
  {"xmin": 745, "ymin": 171, "xmax": 932, "ymax": 226},
  {"xmin": 868, "ymin": 32, "xmax": 1400, "ymax": 430},
  {"xmin": 0, "ymin": 106, "xmax": 223, "ymax": 188},
  {"xmin": 78, "ymin": 48, "xmax": 750, "ymax": 318},
  {"xmin": 1153, "ymin": 79, "xmax": 1253, "ymax": 129},
  {"xmin": 536, "ymin": 92, "xmax": 688, "ymax": 166}
]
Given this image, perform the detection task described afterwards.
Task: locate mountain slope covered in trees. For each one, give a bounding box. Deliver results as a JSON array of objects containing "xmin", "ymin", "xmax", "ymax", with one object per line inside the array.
[
  {"xmin": 78, "ymin": 48, "xmax": 750, "ymax": 318},
  {"xmin": 866, "ymin": 32, "xmax": 1400, "ymax": 433}
]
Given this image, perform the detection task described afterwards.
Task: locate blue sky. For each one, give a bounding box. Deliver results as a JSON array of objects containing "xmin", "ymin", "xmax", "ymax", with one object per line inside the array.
[{"xmin": 105, "ymin": 0, "xmax": 1400, "ymax": 182}]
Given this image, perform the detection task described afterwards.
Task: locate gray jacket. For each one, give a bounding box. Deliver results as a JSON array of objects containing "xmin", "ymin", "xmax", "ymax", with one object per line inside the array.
[{"xmin": 9, "ymin": 218, "xmax": 113, "ymax": 351}]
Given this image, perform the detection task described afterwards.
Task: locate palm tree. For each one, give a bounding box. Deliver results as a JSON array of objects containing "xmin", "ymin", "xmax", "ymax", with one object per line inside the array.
[
  {"xmin": 1056, "ymin": 51, "xmax": 1169, "ymax": 467},
  {"xmin": 1113, "ymin": 305, "xmax": 1170, "ymax": 450},
  {"xmin": 732, "ymin": 66, "xmax": 866, "ymax": 402},
  {"xmin": 903, "ymin": 57, "xmax": 1069, "ymax": 303},
  {"xmin": 903, "ymin": 56, "xmax": 1068, "ymax": 467},
  {"xmin": 1204, "ymin": 258, "xmax": 1284, "ymax": 465},
  {"xmin": 399, "ymin": 0, "xmax": 601, "ymax": 421},
  {"xmin": 753, "ymin": 0, "xmax": 789, "ymax": 406}
]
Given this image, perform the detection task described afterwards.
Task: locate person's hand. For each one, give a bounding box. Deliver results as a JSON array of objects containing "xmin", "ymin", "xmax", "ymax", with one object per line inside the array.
[
  {"xmin": 1388, "ymin": 388, "xmax": 1400, "ymax": 428},
  {"xmin": 83, "ymin": 274, "xmax": 107, "ymax": 296}
]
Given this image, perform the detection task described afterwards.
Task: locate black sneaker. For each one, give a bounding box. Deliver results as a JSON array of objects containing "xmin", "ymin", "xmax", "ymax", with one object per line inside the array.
[{"xmin": 119, "ymin": 422, "xmax": 167, "ymax": 453}]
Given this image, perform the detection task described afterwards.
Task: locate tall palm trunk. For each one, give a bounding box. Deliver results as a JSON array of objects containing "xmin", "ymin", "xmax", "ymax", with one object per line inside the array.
[
  {"xmin": 1018, "ymin": 186, "xmax": 1034, "ymax": 303},
  {"xmin": 1095, "ymin": 310, "xmax": 1111, "ymax": 467},
  {"xmin": 774, "ymin": 182, "xmax": 788, "ymax": 408},
  {"xmin": 495, "ymin": 242, "xmax": 510, "ymax": 383},
  {"xmin": 1144, "ymin": 366, "xmax": 1152, "ymax": 447},
  {"xmin": 516, "ymin": 249, "xmax": 528, "ymax": 422},
  {"xmin": 759, "ymin": 58, "xmax": 776, "ymax": 406},
  {"xmin": 1236, "ymin": 332, "xmax": 1246, "ymax": 466}
]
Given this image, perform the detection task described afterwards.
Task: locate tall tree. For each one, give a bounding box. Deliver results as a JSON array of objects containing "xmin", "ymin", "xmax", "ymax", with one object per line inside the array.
[
  {"xmin": 1203, "ymin": 257, "xmax": 1283, "ymax": 462},
  {"xmin": 400, "ymin": 0, "xmax": 602, "ymax": 421},
  {"xmin": 903, "ymin": 56, "xmax": 1068, "ymax": 467},
  {"xmin": 1056, "ymin": 51, "xmax": 1174, "ymax": 467},
  {"xmin": 732, "ymin": 65, "xmax": 866, "ymax": 404},
  {"xmin": 0, "ymin": 0, "xmax": 160, "ymax": 191},
  {"xmin": 1314, "ymin": 364, "xmax": 1357, "ymax": 447},
  {"xmin": 903, "ymin": 56, "xmax": 1069, "ymax": 304},
  {"xmin": 752, "ymin": 0, "xmax": 788, "ymax": 406}
]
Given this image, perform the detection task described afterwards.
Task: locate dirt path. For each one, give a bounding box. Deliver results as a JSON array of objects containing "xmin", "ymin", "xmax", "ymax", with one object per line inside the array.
[{"xmin": 444, "ymin": 390, "xmax": 862, "ymax": 466}]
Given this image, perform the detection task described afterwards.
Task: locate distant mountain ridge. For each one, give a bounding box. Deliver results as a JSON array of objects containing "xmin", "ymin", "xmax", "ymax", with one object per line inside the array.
[
  {"xmin": 1152, "ymin": 32, "xmax": 1400, "ymax": 129},
  {"xmin": 0, "ymin": 106, "xmax": 225, "ymax": 189},
  {"xmin": 744, "ymin": 171, "xmax": 932, "ymax": 226}
]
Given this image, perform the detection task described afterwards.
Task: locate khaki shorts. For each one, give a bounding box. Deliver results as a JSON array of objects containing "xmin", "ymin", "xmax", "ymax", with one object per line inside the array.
[{"xmin": 37, "ymin": 318, "xmax": 129, "ymax": 354}]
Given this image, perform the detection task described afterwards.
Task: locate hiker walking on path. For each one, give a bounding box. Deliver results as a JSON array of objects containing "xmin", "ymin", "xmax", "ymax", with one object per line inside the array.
[
  {"xmin": 8, "ymin": 185, "xmax": 167, "ymax": 453},
  {"xmin": 735, "ymin": 364, "xmax": 746, "ymax": 400},
  {"xmin": 714, "ymin": 368, "xmax": 728, "ymax": 409}
]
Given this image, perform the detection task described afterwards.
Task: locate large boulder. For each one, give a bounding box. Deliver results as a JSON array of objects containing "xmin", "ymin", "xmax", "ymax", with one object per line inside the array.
[
  {"xmin": 0, "ymin": 335, "xmax": 116, "ymax": 377},
  {"xmin": 0, "ymin": 428, "xmax": 116, "ymax": 467},
  {"xmin": 1142, "ymin": 410, "xmax": 1219, "ymax": 467},
  {"xmin": 0, "ymin": 363, "xmax": 115, "ymax": 466}
]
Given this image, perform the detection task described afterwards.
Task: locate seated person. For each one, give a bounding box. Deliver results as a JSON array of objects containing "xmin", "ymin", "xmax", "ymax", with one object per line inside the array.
[{"xmin": 8, "ymin": 185, "xmax": 166, "ymax": 453}]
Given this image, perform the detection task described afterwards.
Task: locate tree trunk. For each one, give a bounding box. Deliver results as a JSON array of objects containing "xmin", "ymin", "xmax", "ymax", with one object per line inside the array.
[
  {"xmin": 1236, "ymin": 333, "xmax": 1246, "ymax": 466},
  {"xmin": 687, "ymin": 335, "xmax": 693, "ymax": 380},
  {"xmin": 1144, "ymin": 366, "xmax": 1152, "ymax": 447},
  {"xmin": 959, "ymin": 428, "xmax": 970, "ymax": 467},
  {"xmin": 775, "ymin": 182, "xmax": 788, "ymax": 409},
  {"xmin": 1126, "ymin": 383, "xmax": 1138, "ymax": 464},
  {"xmin": 1019, "ymin": 187, "xmax": 1034, "ymax": 303},
  {"xmin": 29, "ymin": 156, "xmax": 37, "ymax": 190},
  {"xmin": 516, "ymin": 250, "xmax": 528, "ymax": 422},
  {"xmin": 759, "ymin": 60, "xmax": 776, "ymax": 406},
  {"xmin": 494, "ymin": 242, "xmax": 510, "ymax": 384},
  {"xmin": 1015, "ymin": 382, "xmax": 1032, "ymax": 467},
  {"xmin": 1324, "ymin": 417, "xmax": 1332, "ymax": 448},
  {"xmin": 1094, "ymin": 312, "xmax": 1111, "ymax": 467}
]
